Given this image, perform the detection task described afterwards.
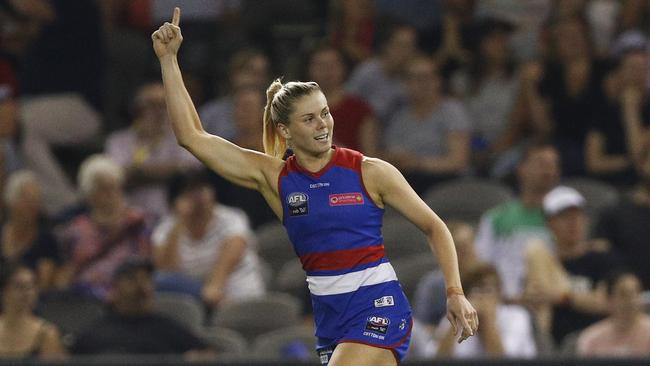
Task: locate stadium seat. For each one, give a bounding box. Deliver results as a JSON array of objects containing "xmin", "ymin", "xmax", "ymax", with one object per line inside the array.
[
  {"xmin": 423, "ymin": 178, "xmax": 514, "ymax": 223},
  {"xmin": 213, "ymin": 292, "xmax": 302, "ymax": 341},
  {"xmin": 382, "ymin": 215, "xmax": 431, "ymax": 260},
  {"xmin": 154, "ymin": 292, "xmax": 205, "ymax": 333},
  {"xmin": 199, "ymin": 326, "xmax": 248, "ymax": 357},
  {"xmin": 391, "ymin": 254, "xmax": 437, "ymax": 302},
  {"xmin": 274, "ymin": 258, "xmax": 308, "ymax": 301},
  {"xmin": 37, "ymin": 292, "xmax": 105, "ymax": 347},
  {"xmin": 253, "ymin": 325, "xmax": 318, "ymax": 362},
  {"xmin": 255, "ymin": 223, "xmax": 296, "ymax": 274}
]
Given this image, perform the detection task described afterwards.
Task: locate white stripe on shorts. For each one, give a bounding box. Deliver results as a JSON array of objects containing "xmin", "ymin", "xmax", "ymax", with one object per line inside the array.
[{"xmin": 306, "ymin": 262, "xmax": 398, "ymax": 296}]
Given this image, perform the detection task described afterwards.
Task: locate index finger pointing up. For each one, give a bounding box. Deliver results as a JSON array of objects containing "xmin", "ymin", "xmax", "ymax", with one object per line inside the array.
[{"xmin": 172, "ymin": 7, "xmax": 180, "ymax": 26}]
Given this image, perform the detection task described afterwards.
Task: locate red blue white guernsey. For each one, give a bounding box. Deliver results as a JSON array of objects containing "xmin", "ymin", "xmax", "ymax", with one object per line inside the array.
[{"xmin": 278, "ymin": 147, "xmax": 412, "ymax": 364}]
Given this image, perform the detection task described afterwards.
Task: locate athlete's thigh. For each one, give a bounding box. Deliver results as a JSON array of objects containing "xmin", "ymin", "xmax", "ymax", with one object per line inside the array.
[{"xmin": 328, "ymin": 342, "xmax": 397, "ymax": 366}]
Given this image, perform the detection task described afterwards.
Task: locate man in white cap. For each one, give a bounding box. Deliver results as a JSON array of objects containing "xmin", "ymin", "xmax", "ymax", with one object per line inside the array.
[{"xmin": 524, "ymin": 186, "xmax": 623, "ymax": 347}]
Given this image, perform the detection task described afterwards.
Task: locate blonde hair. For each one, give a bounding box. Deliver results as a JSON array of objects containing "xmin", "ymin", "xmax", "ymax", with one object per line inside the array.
[
  {"xmin": 3, "ymin": 170, "xmax": 39, "ymax": 206},
  {"xmin": 262, "ymin": 78, "xmax": 322, "ymax": 159},
  {"xmin": 77, "ymin": 154, "xmax": 124, "ymax": 197}
]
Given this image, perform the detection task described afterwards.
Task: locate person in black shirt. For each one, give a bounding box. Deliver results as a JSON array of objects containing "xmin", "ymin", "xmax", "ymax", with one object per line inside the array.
[
  {"xmin": 0, "ymin": 170, "xmax": 61, "ymax": 290},
  {"xmin": 536, "ymin": 16, "xmax": 609, "ymax": 177},
  {"xmin": 72, "ymin": 258, "xmax": 214, "ymax": 359},
  {"xmin": 596, "ymin": 142, "xmax": 650, "ymax": 289},
  {"xmin": 524, "ymin": 186, "xmax": 622, "ymax": 346},
  {"xmin": 585, "ymin": 48, "xmax": 650, "ymax": 187}
]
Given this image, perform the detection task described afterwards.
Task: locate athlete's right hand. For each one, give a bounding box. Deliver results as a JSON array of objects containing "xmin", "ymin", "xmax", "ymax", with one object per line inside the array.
[{"xmin": 152, "ymin": 7, "xmax": 182, "ymax": 59}]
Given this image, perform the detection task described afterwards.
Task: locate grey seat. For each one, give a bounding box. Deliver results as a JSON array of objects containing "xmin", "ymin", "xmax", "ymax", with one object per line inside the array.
[
  {"xmin": 213, "ymin": 292, "xmax": 302, "ymax": 342},
  {"xmin": 154, "ymin": 292, "xmax": 204, "ymax": 333},
  {"xmin": 37, "ymin": 292, "xmax": 105, "ymax": 347},
  {"xmin": 253, "ymin": 325, "xmax": 318, "ymax": 362},
  {"xmin": 423, "ymin": 178, "xmax": 514, "ymax": 223},
  {"xmin": 199, "ymin": 326, "xmax": 248, "ymax": 357},
  {"xmin": 391, "ymin": 254, "xmax": 438, "ymax": 302},
  {"xmin": 382, "ymin": 216, "xmax": 430, "ymax": 260},
  {"xmin": 274, "ymin": 258, "xmax": 307, "ymax": 301},
  {"xmin": 255, "ymin": 223, "xmax": 296, "ymax": 274}
]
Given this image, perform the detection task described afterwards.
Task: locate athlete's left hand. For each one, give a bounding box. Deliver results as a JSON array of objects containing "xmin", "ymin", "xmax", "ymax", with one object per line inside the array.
[{"xmin": 446, "ymin": 294, "xmax": 478, "ymax": 343}]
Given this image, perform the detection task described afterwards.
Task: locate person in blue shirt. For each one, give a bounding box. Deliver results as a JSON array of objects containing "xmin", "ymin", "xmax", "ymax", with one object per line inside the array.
[{"xmin": 152, "ymin": 8, "xmax": 477, "ymax": 365}]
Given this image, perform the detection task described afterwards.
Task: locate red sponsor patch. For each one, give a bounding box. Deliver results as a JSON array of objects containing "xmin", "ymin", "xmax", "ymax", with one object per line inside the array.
[{"xmin": 329, "ymin": 192, "xmax": 364, "ymax": 206}]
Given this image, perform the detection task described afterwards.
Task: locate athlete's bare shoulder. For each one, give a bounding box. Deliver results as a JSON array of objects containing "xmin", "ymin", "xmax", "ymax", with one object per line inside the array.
[
  {"xmin": 361, "ymin": 155, "xmax": 399, "ymax": 178},
  {"xmin": 361, "ymin": 156, "xmax": 401, "ymax": 208}
]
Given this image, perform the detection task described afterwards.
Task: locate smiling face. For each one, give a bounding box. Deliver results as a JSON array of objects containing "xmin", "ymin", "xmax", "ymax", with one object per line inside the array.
[{"xmin": 278, "ymin": 91, "xmax": 334, "ymax": 157}]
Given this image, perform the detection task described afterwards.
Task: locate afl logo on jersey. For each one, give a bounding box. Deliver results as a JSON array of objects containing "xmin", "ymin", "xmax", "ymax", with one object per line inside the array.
[{"xmin": 287, "ymin": 192, "xmax": 309, "ymax": 216}]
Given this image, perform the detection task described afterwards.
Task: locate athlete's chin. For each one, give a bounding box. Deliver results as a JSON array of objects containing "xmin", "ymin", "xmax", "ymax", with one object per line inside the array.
[{"xmin": 313, "ymin": 141, "xmax": 332, "ymax": 153}]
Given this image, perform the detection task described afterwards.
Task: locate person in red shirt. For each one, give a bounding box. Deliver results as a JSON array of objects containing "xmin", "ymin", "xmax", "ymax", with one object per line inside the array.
[{"xmin": 306, "ymin": 44, "xmax": 379, "ymax": 155}]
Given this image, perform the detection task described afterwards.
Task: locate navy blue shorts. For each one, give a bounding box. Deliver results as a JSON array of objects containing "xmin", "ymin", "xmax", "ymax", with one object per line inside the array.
[{"xmin": 316, "ymin": 311, "xmax": 412, "ymax": 365}]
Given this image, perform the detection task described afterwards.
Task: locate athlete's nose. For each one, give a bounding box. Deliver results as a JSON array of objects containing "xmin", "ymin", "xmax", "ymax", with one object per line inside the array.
[{"xmin": 315, "ymin": 116, "xmax": 327, "ymax": 130}]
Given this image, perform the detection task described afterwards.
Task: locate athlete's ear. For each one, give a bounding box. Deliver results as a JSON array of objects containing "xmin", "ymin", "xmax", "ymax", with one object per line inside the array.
[{"xmin": 277, "ymin": 122, "xmax": 291, "ymax": 140}]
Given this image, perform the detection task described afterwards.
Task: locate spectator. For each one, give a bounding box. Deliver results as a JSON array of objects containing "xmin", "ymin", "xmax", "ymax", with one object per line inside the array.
[
  {"xmin": 0, "ymin": 263, "xmax": 66, "ymax": 359},
  {"xmin": 577, "ymin": 271, "xmax": 650, "ymax": 357},
  {"xmin": 474, "ymin": 142, "xmax": 559, "ymax": 301},
  {"xmin": 327, "ymin": 0, "xmax": 376, "ymax": 66},
  {"xmin": 412, "ymin": 221, "xmax": 481, "ymax": 328},
  {"xmin": 525, "ymin": 186, "xmax": 620, "ymax": 345},
  {"xmin": 459, "ymin": 18, "xmax": 519, "ymax": 176},
  {"xmin": 374, "ymin": 0, "xmax": 442, "ymax": 33},
  {"xmin": 410, "ymin": 221, "xmax": 484, "ymax": 359},
  {"xmin": 208, "ymin": 87, "xmax": 277, "ymax": 228},
  {"xmin": 535, "ymin": 15, "xmax": 610, "ymax": 176},
  {"xmin": 429, "ymin": 264, "xmax": 537, "ymax": 359},
  {"xmin": 474, "ymin": 0, "xmax": 552, "ymax": 61},
  {"xmin": 428, "ymin": 0, "xmax": 476, "ymax": 84},
  {"xmin": 56, "ymin": 155, "xmax": 151, "ymax": 300},
  {"xmin": 346, "ymin": 22, "xmax": 418, "ymax": 126},
  {"xmin": 383, "ymin": 55, "xmax": 471, "ymax": 193},
  {"xmin": 0, "ymin": 59, "xmax": 20, "ymax": 190},
  {"xmin": 231, "ymin": 87, "xmax": 265, "ymax": 152},
  {"xmin": 596, "ymin": 142, "xmax": 650, "ymax": 289},
  {"xmin": 73, "ymin": 257, "xmax": 214, "ymax": 359},
  {"xmin": 585, "ymin": 48, "xmax": 650, "ymax": 186},
  {"xmin": 19, "ymin": 0, "xmax": 104, "ymax": 214},
  {"xmin": 199, "ymin": 48, "xmax": 271, "ymax": 141},
  {"xmin": 1, "ymin": 170, "xmax": 61, "ymax": 290},
  {"xmin": 199, "ymin": 49, "xmax": 275, "ymax": 228},
  {"xmin": 153, "ymin": 172, "xmax": 266, "ymax": 307},
  {"xmin": 307, "ymin": 44, "xmax": 378, "ymax": 155},
  {"xmin": 106, "ymin": 81, "xmax": 200, "ymax": 219}
]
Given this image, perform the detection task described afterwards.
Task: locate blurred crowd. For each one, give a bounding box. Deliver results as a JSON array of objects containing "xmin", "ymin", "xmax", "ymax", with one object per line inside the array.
[{"xmin": 0, "ymin": 0, "xmax": 649, "ymax": 362}]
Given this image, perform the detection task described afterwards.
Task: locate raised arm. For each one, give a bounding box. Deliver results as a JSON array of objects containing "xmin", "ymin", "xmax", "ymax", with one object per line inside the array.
[
  {"xmin": 151, "ymin": 8, "xmax": 282, "ymax": 191},
  {"xmin": 362, "ymin": 157, "xmax": 478, "ymax": 343}
]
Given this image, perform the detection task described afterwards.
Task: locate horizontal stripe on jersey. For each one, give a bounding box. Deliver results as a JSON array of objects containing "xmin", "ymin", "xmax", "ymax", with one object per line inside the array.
[
  {"xmin": 307, "ymin": 262, "xmax": 398, "ymax": 296},
  {"xmin": 299, "ymin": 244, "xmax": 385, "ymax": 272}
]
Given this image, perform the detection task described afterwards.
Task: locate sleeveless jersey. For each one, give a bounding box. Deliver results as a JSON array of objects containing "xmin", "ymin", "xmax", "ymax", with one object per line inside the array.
[{"xmin": 279, "ymin": 147, "xmax": 410, "ymax": 341}]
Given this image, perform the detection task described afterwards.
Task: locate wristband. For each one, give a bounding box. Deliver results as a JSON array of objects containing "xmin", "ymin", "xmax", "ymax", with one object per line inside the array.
[{"xmin": 446, "ymin": 286, "xmax": 465, "ymax": 297}]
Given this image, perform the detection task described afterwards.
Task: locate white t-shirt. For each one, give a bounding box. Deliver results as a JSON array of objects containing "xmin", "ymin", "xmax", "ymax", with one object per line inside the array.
[
  {"xmin": 420, "ymin": 304, "xmax": 537, "ymax": 359},
  {"xmin": 153, "ymin": 205, "xmax": 265, "ymax": 301}
]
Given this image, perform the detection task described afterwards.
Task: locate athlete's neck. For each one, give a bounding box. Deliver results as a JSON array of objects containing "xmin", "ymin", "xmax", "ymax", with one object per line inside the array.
[{"xmin": 294, "ymin": 148, "xmax": 335, "ymax": 173}]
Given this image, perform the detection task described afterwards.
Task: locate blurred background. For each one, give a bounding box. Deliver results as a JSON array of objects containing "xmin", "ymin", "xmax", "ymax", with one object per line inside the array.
[{"xmin": 0, "ymin": 0, "xmax": 649, "ymax": 364}]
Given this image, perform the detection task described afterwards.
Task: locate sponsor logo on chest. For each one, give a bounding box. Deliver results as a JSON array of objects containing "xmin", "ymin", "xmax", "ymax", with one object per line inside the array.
[{"xmin": 329, "ymin": 192, "xmax": 364, "ymax": 206}]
